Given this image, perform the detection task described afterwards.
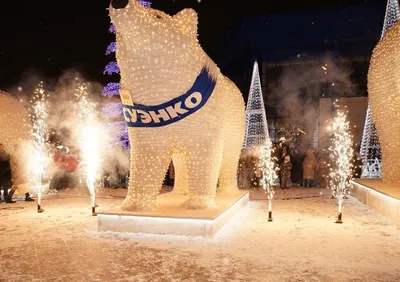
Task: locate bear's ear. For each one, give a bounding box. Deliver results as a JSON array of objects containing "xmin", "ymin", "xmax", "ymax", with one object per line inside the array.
[{"xmin": 173, "ymin": 8, "xmax": 198, "ymax": 38}]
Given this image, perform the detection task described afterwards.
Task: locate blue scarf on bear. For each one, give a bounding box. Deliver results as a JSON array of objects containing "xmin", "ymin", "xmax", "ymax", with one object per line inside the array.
[{"xmin": 122, "ymin": 67, "xmax": 216, "ymax": 127}]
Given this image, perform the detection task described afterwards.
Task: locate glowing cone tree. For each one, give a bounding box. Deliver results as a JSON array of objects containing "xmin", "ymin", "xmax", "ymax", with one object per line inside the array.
[
  {"xmin": 245, "ymin": 61, "xmax": 277, "ymax": 218},
  {"xmin": 381, "ymin": 0, "xmax": 400, "ymax": 37},
  {"xmin": 243, "ymin": 60, "xmax": 269, "ymax": 148},
  {"xmin": 328, "ymin": 104, "xmax": 354, "ymax": 223},
  {"xmin": 360, "ymin": 106, "xmax": 381, "ymax": 178},
  {"xmin": 361, "ymin": 0, "xmax": 399, "ymax": 178}
]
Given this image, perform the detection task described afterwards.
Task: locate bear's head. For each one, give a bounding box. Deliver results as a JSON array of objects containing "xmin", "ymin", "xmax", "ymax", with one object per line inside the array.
[{"xmin": 109, "ymin": 0, "xmax": 200, "ymax": 60}]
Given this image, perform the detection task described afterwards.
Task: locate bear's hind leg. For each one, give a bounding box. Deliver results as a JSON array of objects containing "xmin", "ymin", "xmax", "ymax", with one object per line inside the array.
[
  {"xmin": 121, "ymin": 144, "xmax": 171, "ymax": 211},
  {"xmin": 170, "ymin": 154, "xmax": 190, "ymax": 195},
  {"xmin": 183, "ymin": 145, "xmax": 223, "ymax": 209},
  {"xmin": 217, "ymin": 132, "xmax": 243, "ymax": 194}
]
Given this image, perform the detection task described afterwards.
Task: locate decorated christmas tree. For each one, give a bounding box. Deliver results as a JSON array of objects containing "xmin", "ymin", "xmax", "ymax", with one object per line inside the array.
[
  {"xmin": 361, "ymin": 0, "xmax": 399, "ymax": 178},
  {"xmin": 381, "ymin": 0, "xmax": 400, "ymax": 38},
  {"xmin": 243, "ymin": 60, "xmax": 269, "ymax": 148},
  {"xmin": 239, "ymin": 61, "xmax": 272, "ymax": 189},
  {"xmin": 360, "ymin": 107, "xmax": 382, "ymax": 178},
  {"xmin": 102, "ymin": 0, "xmax": 152, "ymax": 148}
]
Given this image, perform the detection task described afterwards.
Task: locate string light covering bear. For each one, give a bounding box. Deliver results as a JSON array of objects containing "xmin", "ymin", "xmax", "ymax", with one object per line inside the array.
[
  {"xmin": 0, "ymin": 90, "xmax": 31, "ymax": 153},
  {"xmin": 109, "ymin": 0, "xmax": 246, "ymax": 210},
  {"xmin": 368, "ymin": 20, "xmax": 400, "ymax": 184}
]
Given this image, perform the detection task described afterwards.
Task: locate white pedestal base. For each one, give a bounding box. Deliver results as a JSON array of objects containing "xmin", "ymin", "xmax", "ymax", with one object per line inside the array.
[
  {"xmin": 97, "ymin": 191, "xmax": 249, "ymax": 238},
  {"xmin": 350, "ymin": 179, "xmax": 400, "ymax": 224}
]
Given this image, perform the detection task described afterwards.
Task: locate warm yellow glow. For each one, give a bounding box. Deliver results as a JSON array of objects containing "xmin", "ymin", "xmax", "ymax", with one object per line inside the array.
[
  {"xmin": 81, "ymin": 124, "xmax": 102, "ymax": 206},
  {"xmin": 0, "ymin": 90, "xmax": 31, "ymax": 154},
  {"xmin": 368, "ymin": 20, "xmax": 400, "ymax": 184},
  {"xmin": 27, "ymin": 82, "xmax": 51, "ymax": 205},
  {"xmin": 75, "ymin": 82, "xmax": 103, "ymax": 207},
  {"xmin": 257, "ymin": 143, "xmax": 278, "ymax": 212},
  {"xmin": 109, "ymin": 0, "xmax": 245, "ymax": 210},
  {"xmin": 328, "ymin": 106, "xmax": 354, "ymax": 213}
]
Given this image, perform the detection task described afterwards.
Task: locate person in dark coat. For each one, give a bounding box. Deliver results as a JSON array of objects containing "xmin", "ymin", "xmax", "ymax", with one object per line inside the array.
[
  {"xmin": 0, "ymin": 143, "xmax": 15, "ymax": 203},
  {"xmin": 277, "ymin": 145, "xmax": 291, "ymax": 187},
  {"xmin": 280, "ymin": 155, "xmax": 292, "ymax": 189},
  {"xmin": 290, "ymin": 148, "xmax": 304, "ymax": 185},
  {"xmin": 279, "ymin": 145, "xmax": 290, "ymax": 164}
]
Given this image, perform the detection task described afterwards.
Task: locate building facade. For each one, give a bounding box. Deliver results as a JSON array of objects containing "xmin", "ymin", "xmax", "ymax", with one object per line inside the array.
[{"xmin": 217, "ymin": 3, "xmax": 385, "ymax": 150}]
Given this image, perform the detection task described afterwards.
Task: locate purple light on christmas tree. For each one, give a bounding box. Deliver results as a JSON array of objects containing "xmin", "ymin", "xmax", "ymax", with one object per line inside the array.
[
  {"xmin": 104, "ymin": 61, "xmax": 120, "ymax": 75},
  {"xmin": 101, "ymin": 102, "xmax": 123, "ymax": 118},
  {"xmin": 109, "ymin": 24, "xmax": 116, "ymax": 34},
  {"xmin": 102, "ymin": 0, "xmax": 151, "ymax": 148},
  {"xmin": 103, "ymin": 82, "xmax": 120, "ymax": 97},
  {"xmin": 106, "ymin": 42, "xmax": 116, "ymax": 55}
]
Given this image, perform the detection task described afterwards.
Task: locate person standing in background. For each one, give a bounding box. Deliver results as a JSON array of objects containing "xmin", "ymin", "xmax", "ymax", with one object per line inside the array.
[
  {"xmin": 8, "ymin": 143, "xmax": 34, "ymax": 202},
  {"xmin": 315, "ymin": 152, "xmax": 328, "ymax": 188},
  {"xmin": 303, "ymin": 148, "xmax": 316, "ymax": 187},
  {"xmin": 0, "ymin": 143, "xmax": 14, "ymax": 203},
  {"xmin": 63, "ymin": 148, "xmax": 79, "ymax": 188},
  {"xmin": 280, "ymin": 155, "xmax": 292, "ymax": 189}
]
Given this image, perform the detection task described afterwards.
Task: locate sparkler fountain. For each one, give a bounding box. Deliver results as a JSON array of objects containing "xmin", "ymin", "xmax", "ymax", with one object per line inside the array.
[
  {"xmin": 328, "ymin": 102, "xmax": 354, "ymax": 223},
  {"xmin": 75, "ymin": 82, "xmax": 102, "ymax": 216},
  {"xmin": 257, "ymin": 141, "xmax": 278, "ymax": 222},
  {"xmin": 29, "ymin": 82, "xmax": 50, "ymax": 213}
]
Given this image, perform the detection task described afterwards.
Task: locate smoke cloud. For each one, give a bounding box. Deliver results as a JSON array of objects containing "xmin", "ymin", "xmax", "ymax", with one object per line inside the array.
[
  {"xmin": 268, "ymin": 54, "xmax": 357, "ymax": 152},
  {"xmin": 6, "ymin": 69, "xmax": 130, "ymax": 188}
]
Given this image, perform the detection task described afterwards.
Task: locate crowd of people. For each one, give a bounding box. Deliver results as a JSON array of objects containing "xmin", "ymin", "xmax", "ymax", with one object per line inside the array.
[
  {"xmin": 50, "ymin": 145, "xmax": 130, "ymax": 189},
  {"xmin": 0, "ymin": 143, "xmax": 34, "ymax": 203},
  {"xmin": 49, "ymin": 146, "xmax": 80, "ymax": 189},
  {"xmin": 0, "ymin": 142, "xmax": 87, "ymax": 203},
  {"xmin": 0, "ymin": 141, "xmax": 131, "ymax": 203},
  {"xmin": 1, "ymin": 138, "xmax": 362, "ymax": 202},
  {"xmin": 239, "ymin": 143, "xmax": 362, "ymax": 190},
  {"xmin": 277, "ymin": 145, "xmax": 330, "ymax": 189}
]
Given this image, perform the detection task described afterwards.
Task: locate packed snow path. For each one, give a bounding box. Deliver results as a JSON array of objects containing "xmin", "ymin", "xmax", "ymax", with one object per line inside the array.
[{"xmin": 1, "ymin": 187, "xmax": 400, "ymax": 281}]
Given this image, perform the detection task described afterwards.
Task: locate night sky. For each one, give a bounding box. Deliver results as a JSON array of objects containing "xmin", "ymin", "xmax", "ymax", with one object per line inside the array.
[{"xmin": 0, "ymin": 0, "xmax": 371, "ymax": 90}]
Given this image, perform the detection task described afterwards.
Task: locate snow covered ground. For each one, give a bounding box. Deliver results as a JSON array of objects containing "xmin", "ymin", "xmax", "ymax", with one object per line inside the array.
[{"xmin": 1, "ymin": 187, "xmax": 400, "ymax": 282}]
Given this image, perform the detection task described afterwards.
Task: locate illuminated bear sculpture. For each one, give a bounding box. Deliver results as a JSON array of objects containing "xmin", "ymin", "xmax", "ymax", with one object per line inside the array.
[
  {"xmin": 0, "ymin": 90, "xmax": 31, "ymax": 154},
  {"xmin": 109, "ymin": 0, "xmax": 245, "ymax": 210},
  {"xmin": 368, "ymin": 21, "xmax": 400, "ymax": 184}
]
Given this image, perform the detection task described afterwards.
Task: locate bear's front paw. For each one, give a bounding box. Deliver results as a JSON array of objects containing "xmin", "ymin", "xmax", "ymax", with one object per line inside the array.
[
  {"xmin": 183, "ymin": 196, "xmax": 216, "ymax": 210},
  {"xmin": 120, "ymin": 198, "xmax": 136, "ymax": 211},
  {"xmin": 170, "ymin": 187, "xmax": 189, "ymax": 196},
  {"xmin": 217, "ymin": 186, "xmax": 240, "ymax": 195},
  {"xmin": 121, "ymin": 196, "xmax": 157, "ymax": 211}
]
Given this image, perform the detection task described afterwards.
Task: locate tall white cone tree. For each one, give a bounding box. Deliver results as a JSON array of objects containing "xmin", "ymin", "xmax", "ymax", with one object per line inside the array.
[
  {"xmin": 243, "ymin": 61, "xmax": 277, "ymax": 214},
  {"xmin": 381, "ymin": 0, "xmax": 400, "ymax": 37},
  {"xmin": 243, "ymin": 61, "xmax": 269, "ymax": 148},
  {"xmin": 360, "ymin": 107, "xmax": 382, "ymax": 178}
]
